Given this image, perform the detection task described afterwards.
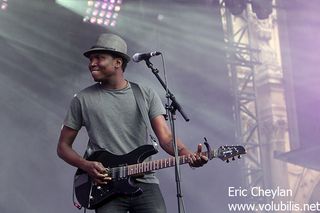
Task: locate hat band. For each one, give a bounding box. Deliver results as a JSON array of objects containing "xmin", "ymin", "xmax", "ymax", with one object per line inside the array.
[{"xmin": 91, "ymin": 45, "xmax": 116, "ymax": 51}]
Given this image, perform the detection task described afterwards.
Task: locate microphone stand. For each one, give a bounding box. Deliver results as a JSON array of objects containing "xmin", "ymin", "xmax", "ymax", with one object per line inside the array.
[{"xmin": 144, "ymin": 58, "xmax": 189, "ymax": 213}]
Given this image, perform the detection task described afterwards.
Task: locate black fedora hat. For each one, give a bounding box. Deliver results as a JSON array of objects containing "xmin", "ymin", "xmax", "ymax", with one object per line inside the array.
[{"xmin": 83, "ymin": 33, "xmax": 130, "ymax": 62}]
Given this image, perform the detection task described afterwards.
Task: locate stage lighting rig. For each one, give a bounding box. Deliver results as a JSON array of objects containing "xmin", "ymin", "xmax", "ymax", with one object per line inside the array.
[
  {"xmin": 83, "ymin": 0, "xmax": 123, "ymax": 27},
  {"xmin": 1, "ymin": 0, "xmax": 8, "ymax": 11},
  {"xmin": 225, "ymin": 0, "xmax": 246, "ymax": 16},
  {"xmin": 251, "ymin": 0, "xmax": 273, "ymax": 20},
  {"xmin": 224, "ymin": 0, "xmax": 273, "ymax": 20}
]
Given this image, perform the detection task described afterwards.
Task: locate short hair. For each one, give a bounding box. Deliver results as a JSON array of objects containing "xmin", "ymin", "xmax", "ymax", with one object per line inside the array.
[{"xmin": 110, "ymin": 53, "xmax": 128, "ymax": 72}]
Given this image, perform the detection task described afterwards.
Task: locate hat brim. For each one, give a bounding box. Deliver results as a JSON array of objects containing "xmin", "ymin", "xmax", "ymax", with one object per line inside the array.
[{"xmin": 83, "ymin": 47, "xmax": 130, "ymax": 62}]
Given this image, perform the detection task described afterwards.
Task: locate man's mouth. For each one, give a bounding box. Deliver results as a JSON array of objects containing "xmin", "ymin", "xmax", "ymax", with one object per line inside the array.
[
  {"xmin": 91, "ymin": 70, "xmax": 101, "ymax": 74},
  {"xmin": 91, "ymin": 70, "xmax": 101, "ymax": 79}
]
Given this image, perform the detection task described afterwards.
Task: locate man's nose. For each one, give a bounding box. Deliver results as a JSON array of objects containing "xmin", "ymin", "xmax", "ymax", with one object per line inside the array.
[{"xmin": 89, "ymin": 60, "xmax": 98, "ymax": 67}]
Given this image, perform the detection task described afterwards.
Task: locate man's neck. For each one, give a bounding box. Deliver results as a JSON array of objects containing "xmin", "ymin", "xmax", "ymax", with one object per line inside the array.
[{"xmin": 100, "ymin": 78, "xmax": 128, "ymax": 90}]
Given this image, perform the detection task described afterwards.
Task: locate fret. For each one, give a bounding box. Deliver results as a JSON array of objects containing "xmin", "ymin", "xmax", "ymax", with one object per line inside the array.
[
  {"xmin": 116, "ymin": 167, "xmax": 119, "ymax": 177},
  {"xmin": 125, "ymin": 166, "xmax": 128, "ymax": 177},
  {"xmin": 120, "ymin": 166, "xmax": 124, "ymax": 178},
  {"xmin": 130, "ymin": 165, "xmax": 134, "ymax": 175},
  {"xmin": 138, "ymin": 163, "xmax": 143, "ymax": 173},
  {"xmin": 153, "ymin": 161, "xmax": 156, "ymax": 170},
  {"xmin": 128, "ymin": 165, "xmax": 134, "ymax": 175},
  {"xmin": 156, "ymin": 160, "xmax": 159, "ymax": 170},
  {"xmin": 118, "ymin": 167, "xmax": 122, "ymax": 178},
  {"xmin": 149, "ymin": 161, "xmax": 152, "ymax": 171},
  {"xmin": 135, "ymin": 164, "xmax": 138, "ymax": 174},
  {"xmin": 119, "ymin": 167, "xmax": 121, "ymax": 177}
]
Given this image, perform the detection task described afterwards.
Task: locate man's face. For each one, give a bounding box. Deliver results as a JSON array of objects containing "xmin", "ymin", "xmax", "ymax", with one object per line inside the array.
[{"xmin": 88, "ymin": 53, "xmax": 121, "ymax": 82}]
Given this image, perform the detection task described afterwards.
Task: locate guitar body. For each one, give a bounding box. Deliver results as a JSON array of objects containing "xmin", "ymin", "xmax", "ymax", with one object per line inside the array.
[{"xmin": 74, "ymin": 144, "xmax": 158, "ymax": 209}]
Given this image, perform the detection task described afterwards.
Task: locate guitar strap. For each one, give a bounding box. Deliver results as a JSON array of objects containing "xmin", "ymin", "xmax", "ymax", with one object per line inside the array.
[{"xmin": 130, "ymin": 82, "xmax": 159, "ymax": 149}]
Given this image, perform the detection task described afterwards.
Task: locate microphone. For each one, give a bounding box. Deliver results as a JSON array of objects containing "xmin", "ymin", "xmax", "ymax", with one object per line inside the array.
[{"xmin": 132, "ymin": 51, "xmax": 161, "ymax": 63}]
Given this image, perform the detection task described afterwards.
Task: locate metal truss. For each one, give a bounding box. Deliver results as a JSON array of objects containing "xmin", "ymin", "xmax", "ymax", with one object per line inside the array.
[{"xmin": 220, "ymin": 0, "xmax": 267, "ymax": 201}]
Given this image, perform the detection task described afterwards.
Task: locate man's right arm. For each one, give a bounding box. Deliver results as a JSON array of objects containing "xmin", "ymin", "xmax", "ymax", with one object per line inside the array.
[{"xmin": 57, "ymin": 125, "xmax": 110, "ymax": 184}]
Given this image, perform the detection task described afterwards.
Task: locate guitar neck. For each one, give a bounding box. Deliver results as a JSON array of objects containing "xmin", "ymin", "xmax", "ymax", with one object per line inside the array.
[{"xmin": 126, "ymin": 151, "xmax": 214, "ymax": 176}]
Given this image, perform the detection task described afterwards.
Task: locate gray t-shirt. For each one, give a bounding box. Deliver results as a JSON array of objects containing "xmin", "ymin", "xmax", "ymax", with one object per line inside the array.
[{"xmin": 64, "ymin": 82, "xmax": 166, "ymax": 184}]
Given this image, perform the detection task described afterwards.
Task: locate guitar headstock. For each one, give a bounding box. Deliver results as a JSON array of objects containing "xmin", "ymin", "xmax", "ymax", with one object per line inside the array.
[{"xmin": 217, "ymin": 145, "xmax": 246, "ymax": 163}]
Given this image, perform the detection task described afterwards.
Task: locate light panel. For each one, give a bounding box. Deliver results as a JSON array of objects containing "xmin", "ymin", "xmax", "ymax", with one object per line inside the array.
[
  {"xmin": 83, "ymin": 0, "xmax": 123, "ymax": 27},
  {"xmin": 1, "ymin": 0, "xmax": 8, "ymax": 11}
]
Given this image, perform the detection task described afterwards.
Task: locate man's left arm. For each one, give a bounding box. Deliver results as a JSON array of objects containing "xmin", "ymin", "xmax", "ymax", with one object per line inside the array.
[{"xmin": 151, "ymin": 115, "xmax": 208, "ymax": 167}]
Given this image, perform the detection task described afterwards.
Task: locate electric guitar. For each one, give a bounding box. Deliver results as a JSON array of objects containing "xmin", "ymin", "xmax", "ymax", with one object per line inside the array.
[{"xmin": 73, "ymin": 142, "xmax": 246, "ymax": 209}]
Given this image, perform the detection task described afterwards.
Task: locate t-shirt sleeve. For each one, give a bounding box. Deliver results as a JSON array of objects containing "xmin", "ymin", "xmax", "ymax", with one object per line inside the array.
[
  {"xmin": 147, "ymin": 88, "xmax": 166, "ymax": 120},
  {"xmin": 63, "ymin": 95, "xmax": 83, "ymax": 131}
]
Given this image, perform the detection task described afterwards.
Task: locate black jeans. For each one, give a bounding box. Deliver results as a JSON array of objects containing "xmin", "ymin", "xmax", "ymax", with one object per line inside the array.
[{"xmin": 95, "ymin": 183, "xmax": 167, "ymax": 213}]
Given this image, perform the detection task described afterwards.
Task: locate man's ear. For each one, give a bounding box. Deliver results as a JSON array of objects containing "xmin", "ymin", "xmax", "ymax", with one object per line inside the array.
[{"xmin": 114, "ymin": 58, "xmax": 123, "ymax": 69}]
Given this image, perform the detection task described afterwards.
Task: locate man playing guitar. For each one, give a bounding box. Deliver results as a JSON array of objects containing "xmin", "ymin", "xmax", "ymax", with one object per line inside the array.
[{"xmin": 57, "ymin": 33, "xmax": 208, "ymax": 213}]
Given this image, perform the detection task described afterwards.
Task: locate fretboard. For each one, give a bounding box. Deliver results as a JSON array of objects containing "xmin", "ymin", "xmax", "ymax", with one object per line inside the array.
[{"xmin": 109, "ymin": 151, "xmax": 214, "ymax": 179}]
